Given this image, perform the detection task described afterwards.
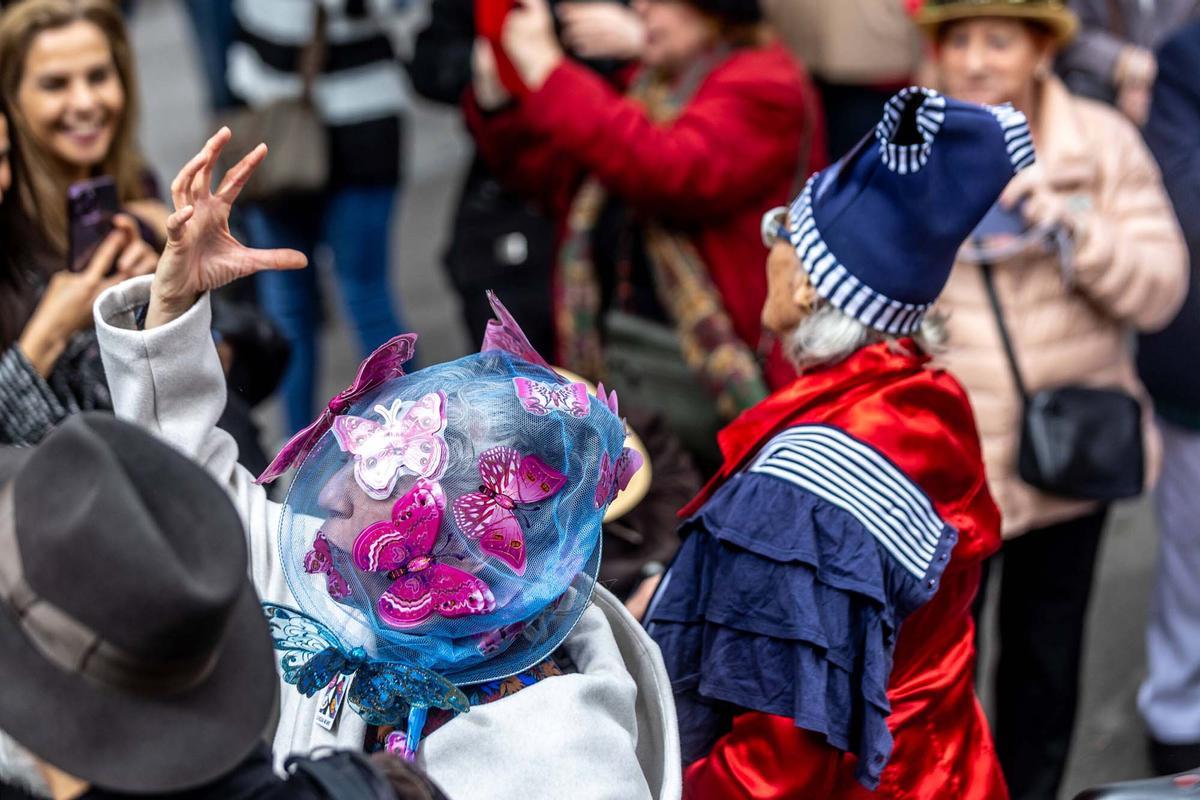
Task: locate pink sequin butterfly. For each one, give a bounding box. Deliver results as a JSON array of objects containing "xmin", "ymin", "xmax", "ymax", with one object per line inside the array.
[
  {"xmin": 332, "ymin": 392, "xmax": 449, "ymax": 501},
  {"xmin": 590, "ymin": 383, "xmax": 644, "ymax": 508},
  {"xmin": 595, "ymin": 447, "xmax": 645, "ymax": 509},
  {"xmin": 305, "ymin": 532, "xmax": 352, "ymax": 600},
  {"xmin": 512, "ymin": 377, "xmax": 590, "ymax": 419},
  {"xmin": 353, "ymin": 478, "xmax": 496, "ymax": 629},
  {"xmin": 452, "ymin": 447, "xmax": 567, "ymax": 576}
]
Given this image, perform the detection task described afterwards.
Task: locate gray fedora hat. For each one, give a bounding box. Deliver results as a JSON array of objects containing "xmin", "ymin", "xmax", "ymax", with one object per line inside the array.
[{"xmin": 0, "ymin": 414, "xmax": 276, "ymax": 793}]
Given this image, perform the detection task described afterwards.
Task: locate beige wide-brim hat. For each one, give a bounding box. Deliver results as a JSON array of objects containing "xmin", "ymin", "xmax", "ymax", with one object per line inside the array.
[{"xmin": 915, "ymin": 0, "xmax": 1080, "ymax": 46}]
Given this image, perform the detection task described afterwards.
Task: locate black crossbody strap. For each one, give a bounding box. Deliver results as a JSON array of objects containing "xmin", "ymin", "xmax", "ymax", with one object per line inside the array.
[{"xmin": 978, "ymin": 255, "xmax": 1031, "ymax": 405}]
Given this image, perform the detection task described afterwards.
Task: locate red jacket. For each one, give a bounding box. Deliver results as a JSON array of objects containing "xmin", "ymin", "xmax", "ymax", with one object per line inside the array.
[
  {"xmin": 661, "ymin": 343, "xmax": 1008, "ymax": 799},
  {"xmin": 466, "ymin": 45, "xmax": 828, "ymax": 389}
]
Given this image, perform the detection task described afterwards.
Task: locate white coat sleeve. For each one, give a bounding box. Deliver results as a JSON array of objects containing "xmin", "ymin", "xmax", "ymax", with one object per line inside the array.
[{"xmin": 93, "ymin": 275, "xmax": 281, "ymax": 584}]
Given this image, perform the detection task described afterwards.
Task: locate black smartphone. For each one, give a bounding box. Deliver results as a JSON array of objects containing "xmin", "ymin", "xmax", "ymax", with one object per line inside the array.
[{"xmin": 67, "ymin": 175, "xmax": 119, "ymax": 273}]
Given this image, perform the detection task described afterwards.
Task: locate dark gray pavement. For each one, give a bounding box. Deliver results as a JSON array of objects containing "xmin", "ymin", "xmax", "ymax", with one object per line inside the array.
[{"xmin": 131, "ymin": 3, "xmax": 1164, "ymax": 796}]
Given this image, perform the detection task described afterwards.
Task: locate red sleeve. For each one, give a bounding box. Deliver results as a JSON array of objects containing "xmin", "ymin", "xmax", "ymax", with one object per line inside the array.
[
  {"xmin": 683, "ymin": 713, "xmax": 847, "ymax": 799},
  {"xmin": 463, "ymin": 89, "xmax": 584, "ymax": 217},
  {"xmin": 518, "ymin": 49, "xmax": 816, "ymax": 224}
]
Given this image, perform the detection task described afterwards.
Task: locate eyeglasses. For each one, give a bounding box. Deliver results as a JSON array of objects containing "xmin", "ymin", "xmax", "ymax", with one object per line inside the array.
[{"xmin": 760, "ymin": 206, "xmax": 790, "ymax": 249}]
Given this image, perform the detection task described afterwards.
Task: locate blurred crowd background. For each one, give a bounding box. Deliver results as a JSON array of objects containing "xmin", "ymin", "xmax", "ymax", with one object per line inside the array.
[{"xmin": 2, "ymin": 0, "xmax": 1200, "ymax": 796}]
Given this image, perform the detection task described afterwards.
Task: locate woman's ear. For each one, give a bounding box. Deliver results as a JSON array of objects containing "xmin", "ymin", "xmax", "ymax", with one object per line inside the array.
[{"xmin": 791, "ymin": 266, "xmax": 819, "ymax": 313}]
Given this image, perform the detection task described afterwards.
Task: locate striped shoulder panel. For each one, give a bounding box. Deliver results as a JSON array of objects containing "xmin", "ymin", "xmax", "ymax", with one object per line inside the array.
[{"xmin": 747, "ymin": 424, "xmax": 952, "ymax": 580}]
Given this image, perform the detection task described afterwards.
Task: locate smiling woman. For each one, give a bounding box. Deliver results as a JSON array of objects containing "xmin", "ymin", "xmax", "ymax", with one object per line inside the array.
[
  {"xmin": 0, "ymin": 0, "xmax": 156, "ymax": 258},
  {"xmin": 18, "ymin": 18, "xmax": 124, "ymax": 179}
]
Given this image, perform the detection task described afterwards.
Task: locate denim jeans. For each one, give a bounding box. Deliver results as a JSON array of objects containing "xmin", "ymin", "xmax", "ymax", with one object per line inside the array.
[
  {"xmin": 246, "ymin": 186, "xmax": 405, "ymax": 435},
  {"xmin": 181, "ymin": 0, "xmax": 237, "ymax": 111}
]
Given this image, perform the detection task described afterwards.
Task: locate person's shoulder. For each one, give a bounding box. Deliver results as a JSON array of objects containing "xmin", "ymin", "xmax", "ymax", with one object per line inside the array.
[
  {"xmin": 804, "ymin": 365, "xmax": 989, "ymax": 507},
  {"xmin": 829, "ymin": 362, "xmax": 980, "ymax": 449},
  {"xmin": 1157, "ymin": 19, "xmax": 1200, "ymax": 66},
  {"xmin": 704, "ymin": 43, "xmax": 811, "ymax": 106},
  {"xmin": 570, "ymin": 586, "xmax": 672, "ymax": 695},
  {"xmin": 1067, "ymin": 88, "xmax": 1145, "ymax": 145}
]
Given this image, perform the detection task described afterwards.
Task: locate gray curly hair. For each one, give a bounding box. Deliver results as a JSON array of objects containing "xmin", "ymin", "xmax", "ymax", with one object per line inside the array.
[
  {"xmin": 761, "ymin": 205, "xmax": 948, "ymax": 370},
  {"xmin": 784, "ymin": 299, "xmax": 948, "ymax": 371}
]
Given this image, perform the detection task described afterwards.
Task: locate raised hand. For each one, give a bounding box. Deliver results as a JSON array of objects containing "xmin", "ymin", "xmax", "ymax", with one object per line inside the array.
[
  {"xmin": 146, "ymin": 128, "xmax": 307, "ymax": 329},
  {"xmin": 558, "ymin": 2, "xmax": 645, "ymax": 62},
  {"xmin": 501, "ymin": 0, "xmax": 563, "ymax": 92}
]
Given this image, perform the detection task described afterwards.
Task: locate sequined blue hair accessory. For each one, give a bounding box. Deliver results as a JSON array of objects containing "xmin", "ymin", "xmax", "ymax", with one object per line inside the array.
[{"xmin": 262, "ymin": 294, "xmax": 633, "ymax": 759}]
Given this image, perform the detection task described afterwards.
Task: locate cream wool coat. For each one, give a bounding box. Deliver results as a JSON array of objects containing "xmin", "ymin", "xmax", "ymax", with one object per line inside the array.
[
  {"xmin": 936, "ymin": 76, "xmax": 1188, "ymax": 538},
  {"xmin": 92, "ymin": 276, "xmax": 683, "ymax": 800}
]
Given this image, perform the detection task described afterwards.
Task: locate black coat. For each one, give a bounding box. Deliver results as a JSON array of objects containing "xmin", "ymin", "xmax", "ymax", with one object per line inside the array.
[
  {"xmin": 70, "ymin": 745, "xmax": 448, "ymax": 800},
  {"xmin": 1137, "ymin": 20, "xmax": 1200, "ymax": 428}
]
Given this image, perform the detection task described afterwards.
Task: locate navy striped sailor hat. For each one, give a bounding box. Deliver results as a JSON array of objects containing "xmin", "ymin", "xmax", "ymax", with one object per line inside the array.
[{"xmin": 780, "ymin": 86, "xmax": 1034, "ymax": 336}]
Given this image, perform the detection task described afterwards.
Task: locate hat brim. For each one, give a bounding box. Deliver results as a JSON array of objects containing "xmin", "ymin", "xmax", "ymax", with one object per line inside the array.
[
  {"xmin": 0, "ymin": 447, "xmax": 30, "ymax": 487},
  {"xmin": 916, "ymin": 4, "xmax": 1079, "ymax": 46},
  {"xmin": 0, "ymin": 581, "xmax": 278, "ymax": 794}
]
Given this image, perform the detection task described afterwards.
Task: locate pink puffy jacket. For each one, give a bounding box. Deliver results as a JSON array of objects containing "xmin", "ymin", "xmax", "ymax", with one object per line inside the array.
[{"xmin": 936, "ymin": 76, "xmax": 1188, "ymax": 538}]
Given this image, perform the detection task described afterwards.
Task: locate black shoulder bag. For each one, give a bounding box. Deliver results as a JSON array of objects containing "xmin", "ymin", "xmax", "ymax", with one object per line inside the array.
[{"xmin": 979, "ymin": 259, "xmax": 1144, "ymax": 501}]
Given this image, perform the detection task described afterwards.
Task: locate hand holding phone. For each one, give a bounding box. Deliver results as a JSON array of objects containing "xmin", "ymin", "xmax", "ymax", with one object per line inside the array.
[
  {"xmin": 67, "ymin": 176, "xmax": 119, "ymax": 273},
  {"xmin": 18, "ymin": 226, "xmax": 130, "ymax": 377}
]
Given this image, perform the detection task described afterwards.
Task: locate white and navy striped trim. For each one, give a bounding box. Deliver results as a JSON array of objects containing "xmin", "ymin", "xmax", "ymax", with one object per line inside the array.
[
  {"xmin": 787, "ymin": 180, "xmax": 931, "ymax": 336},
  {"xmin": 985, "ymin": 103, "xmax": 1036, "ymax": 173},
  {"xmin": 874, "ymin": 87, "xmax": 947, "ymax": 175},
  {"xmin": 748, "ymin": 425, "xmax": 950, "ymax": 580}
]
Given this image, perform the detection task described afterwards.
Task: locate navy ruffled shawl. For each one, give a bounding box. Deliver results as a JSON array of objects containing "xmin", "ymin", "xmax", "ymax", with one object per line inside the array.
[{"xmin": 646, "ymin": 471, "xmax": 958, "ymax": 789}]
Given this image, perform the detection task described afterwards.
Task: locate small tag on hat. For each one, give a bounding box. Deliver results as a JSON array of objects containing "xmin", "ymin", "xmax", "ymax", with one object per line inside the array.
[{"xmin": 314, "ymin": 673, "xmax": 353, "ymax": 732}]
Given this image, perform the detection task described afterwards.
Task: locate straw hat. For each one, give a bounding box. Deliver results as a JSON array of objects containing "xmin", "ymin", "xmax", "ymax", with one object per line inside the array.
[{"xmin": 915, "ymin": 0, "xmax": 1079, "ymax": 46}]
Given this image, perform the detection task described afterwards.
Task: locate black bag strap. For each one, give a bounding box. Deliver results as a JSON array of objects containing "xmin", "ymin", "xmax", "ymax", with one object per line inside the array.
[
  {"xmin": 298, "ymin": 5, "xmax": 329, "ymax": 102},
  {"xmin": 285, "ymin": 750, "xmax": 395, "ymax": 799},
  {"xmin": 978, "ymin": 253, "xmax": 1031, "ymax": 405},
  {"xmin": 1105, "ymin": 0, "xmax": 1128, "ymax": 42}
]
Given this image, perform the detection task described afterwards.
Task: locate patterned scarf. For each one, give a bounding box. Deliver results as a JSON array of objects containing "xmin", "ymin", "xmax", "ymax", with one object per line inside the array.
[{"xmin": 554, "ymin": 50, "xmax": 769, "ymax": 421}]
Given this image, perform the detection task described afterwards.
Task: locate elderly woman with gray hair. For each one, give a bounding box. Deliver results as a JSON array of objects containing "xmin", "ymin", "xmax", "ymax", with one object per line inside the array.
[{"xmin": 644, "ymin": 87, "xmax": 1029, "ymax": 798}]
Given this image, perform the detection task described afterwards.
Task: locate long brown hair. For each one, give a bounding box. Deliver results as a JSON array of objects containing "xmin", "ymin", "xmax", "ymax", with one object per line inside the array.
[
  {"xmin": 0, "ymin": 111, "xmax": 39, "ymax": 348},
  {"xmin": 0, "ymin": 0, "xmax": 146, "ymax": 257}
]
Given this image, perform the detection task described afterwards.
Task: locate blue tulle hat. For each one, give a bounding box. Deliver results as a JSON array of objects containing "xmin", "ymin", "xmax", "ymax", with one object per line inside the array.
[{"xmin": 257, "ymin": 294, "xmax": 641, "ymax": 759}]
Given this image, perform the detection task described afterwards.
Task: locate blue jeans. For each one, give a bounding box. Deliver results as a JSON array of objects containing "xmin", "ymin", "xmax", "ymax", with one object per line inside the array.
[
  {"xmin": 182, "ymin": 0, "xmax": 237, "ymax": 111},
  {"xmin": 246, "ymin": 186, "xmax": 405, "ymax": 435}
]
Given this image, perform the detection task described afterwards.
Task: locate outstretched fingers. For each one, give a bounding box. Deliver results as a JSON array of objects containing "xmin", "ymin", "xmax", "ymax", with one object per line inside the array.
[
  {"xmin": 170, "ymin": 128, "xmax": 229, "ymax": 210},
  {"xmin": 192, "ymin": 127, "xmax": 231, "ymax": 200},
  {"xmin": 166, "ymin": 205, "xmax": 195, "ymax": 245},
  {"xmin": 245, "ymin": 246, "xmax": 308, "ymax": 275},
  {"xmin": 216, "ymin": 143, "xmax": 267, "ymax": 205}
]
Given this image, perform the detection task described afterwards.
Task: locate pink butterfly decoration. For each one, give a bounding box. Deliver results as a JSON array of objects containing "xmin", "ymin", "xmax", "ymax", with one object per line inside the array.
[
  {"xmin": 513, "ymin": 377, "xmax": 590, "ymax": 419},
  {"xmin": 595, "ymin": 447, "xmax": 645, "ymax": 509},
  {"xmin": 304, "ymin": 532, "xmax": 352, "ymax": 600},
  {"xmin": 256, "ymin": 334, "xmax": 417, "ymax": 485},
  {"xmin": 332, "ymin": 393, "xmax": 449, "ymax": 501},
  {"xmin": 481, "ymin": 291, "xmax": 553, "ymax": 370},
  {"xmin": 590, "ymin": 383, "xmax": 644, "ymax": 508},
  {"xmin": 452, "ymin": 447, "xmax": 567, "ymax": 576},
  {"xmin": 595, "ymin": 382, "xmax": 620, "ymax": 416},
  {"xmin": 353, "ymin": 479, "xmax": 496, "ymax": 630}
]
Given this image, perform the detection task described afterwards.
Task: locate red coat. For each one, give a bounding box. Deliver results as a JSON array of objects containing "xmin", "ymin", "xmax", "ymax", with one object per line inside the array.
[
  {"xmin": 466, "ymin": 45, "xmax": 828, "ymax": 389},
  {"xmin": 661, "ymin": 343, "xmax": 1008, "ymax": 799}
]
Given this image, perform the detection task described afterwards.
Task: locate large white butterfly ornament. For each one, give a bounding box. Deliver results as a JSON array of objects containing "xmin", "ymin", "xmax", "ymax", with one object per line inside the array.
[{"xmin": 331, "ymin": 392, "xmax": 450, "ymax": 500}]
